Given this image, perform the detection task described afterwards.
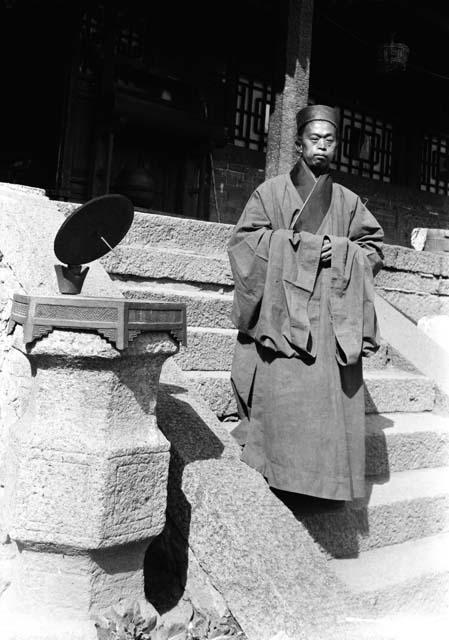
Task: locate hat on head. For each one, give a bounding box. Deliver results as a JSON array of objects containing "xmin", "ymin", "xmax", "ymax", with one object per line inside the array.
[{"xmin": 296, "ymin": 104, "xmax": 338, "ymax": 132}]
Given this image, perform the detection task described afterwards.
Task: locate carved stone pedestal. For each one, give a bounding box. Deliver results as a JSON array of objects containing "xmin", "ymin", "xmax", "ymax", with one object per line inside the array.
[{"xmin": 0, "ymin": 325, "xmax": 179, "ymax": 640}]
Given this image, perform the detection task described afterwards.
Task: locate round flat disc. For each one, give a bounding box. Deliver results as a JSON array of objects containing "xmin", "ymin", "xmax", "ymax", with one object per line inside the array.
[{"xmin": 54, "ymin": 194, "xmax": 134, "ymax": 265}]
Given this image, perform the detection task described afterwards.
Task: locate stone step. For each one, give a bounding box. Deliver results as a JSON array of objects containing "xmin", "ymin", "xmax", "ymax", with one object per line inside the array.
[
  {"xmin": 123, "ymin": 211, "xmax": 232, "ymax": 255},
  {"xmin": 175, "ymin": 327, "xmax": 403, "ymax": 372},
  {"xmin": 220, "ymin": 411, "xmax": 449, "ymax": 476},
  {"xmin": 103, "ymin": 245, "xmax": 232, "ymax": 287},
  {"xmin": 176, "ymin": 327, "xmax": 237, "ymax": 371},
  {"xmin": 365, "ymin": 412, "xmax": 449, "ymax": 476},
  {"xmin": 329, "ymin": 532, "xmax": 449, "ymax": 616},
  {"xmin": 186, "ymin": 368, "xmax": 435, "ymax": 418},
  {"xmin": 363, "ymin": 369, "xmax": 435, "ymax": 414},
  {"xmin": 293, "ymin": 466, "xmax": 449, "ymax": 558},
  {"xmin": 119, "ymin": 285, "xmax": 419, "ymax": 372},
  {"xmin": 118, "ymin": 281, "xmax": 235, "ymax": 329}
]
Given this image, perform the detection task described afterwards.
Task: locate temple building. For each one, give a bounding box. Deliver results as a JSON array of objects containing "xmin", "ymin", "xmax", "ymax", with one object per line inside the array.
[{"xmin": 1, "ymin": 0, "xmax": 449, "ymax": 244}]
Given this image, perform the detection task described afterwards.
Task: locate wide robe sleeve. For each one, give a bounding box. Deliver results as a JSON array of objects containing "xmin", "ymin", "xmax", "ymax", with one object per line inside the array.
[
  {"xmin": 327, "ymin": 196, "xmax": 384, "ymax": 363},
  {"xmin": 347, "ymin": 196, "xmax": 384, "ymax": 276},
  {"xmin": 228, "ymin": 185, "xmax": 384, "ymax": 364},
  {"xmin": 228, "ymin": 187, "xmax": 326, "ymax": 359}
]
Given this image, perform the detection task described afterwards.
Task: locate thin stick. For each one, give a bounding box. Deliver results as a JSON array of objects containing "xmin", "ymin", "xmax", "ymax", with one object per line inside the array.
[{"xmin": 100, "ymin": 235, "xmax": 114, "ymax": 252}]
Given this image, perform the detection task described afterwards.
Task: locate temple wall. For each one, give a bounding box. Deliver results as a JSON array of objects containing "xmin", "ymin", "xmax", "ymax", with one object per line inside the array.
[
  {"xmin": 210, "ymin": 147, "xmax": 265, "ymax": 225},
  {"xmin": 210, "ymin": 145, "xmax": 449, "ymax": 247}
]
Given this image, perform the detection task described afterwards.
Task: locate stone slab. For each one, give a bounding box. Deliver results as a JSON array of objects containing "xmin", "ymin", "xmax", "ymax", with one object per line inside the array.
[
  {"xmin": 382, "ymin": 245, "xmax": 443, "ymax": 276},
  {"xmin": 155, "ymin": 359, "xmax": 368, "ymax": 640},
  {"xmin": 119, "ymin": 281, "xmax": 235, "ymax": 329},
  {"xmin": 363, "ymin": 369, "xmax": 435, "ymax": 414},
  {"xmin": 176, "ymin": 330, "xmax": 391, "ymax": 373},
  {"xmin": 376, "ymin": 289, "xmax": 443, "ymax": 322},
  {"xmin": 0, "ymin": 184, "xmax": 120, "ymax": 297},
  {"xmin": 123, "ymin": 212, "xmax": 232, "ymax": 255},
  {"xmin": 186, "ymin": 368, "xmax": 435, "ymax": 418},
  {"xmin": 375, "ymin": 269, "xmax": 440, "ymax": 295},
  {"xmin": 376, "ymin": 293, "xmax": 449, "ymax": 398},
  {"xmin": 295, "ymin": 466, "xmax": 449, "ymax": 558},
  {"xmin": 103, "ymin": 246, "xmax": 233, "ymax": 286},
  {"xmin": 365, "ymin": 412, "xmax": 449, "ymax": 476},
  {"xmin": 330, "ymin": 531, "xmax": 449, "ymax": 616},
  {"xmin": 175, "ymin": 327, "xmax": 237, "ymax": 371}
]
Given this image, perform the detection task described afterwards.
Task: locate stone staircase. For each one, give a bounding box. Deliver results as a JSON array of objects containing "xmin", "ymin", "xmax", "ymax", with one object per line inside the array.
[{"xmin": 103, "ymin": 211, "xmax": 449, "ymax": 623}]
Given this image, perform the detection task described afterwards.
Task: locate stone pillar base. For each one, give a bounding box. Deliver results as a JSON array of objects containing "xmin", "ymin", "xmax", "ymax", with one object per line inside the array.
[
  {"xmin": 1, "ymin": 328, "xmax": 177, "ymax": 638},
  {"xmin": 0, "ymin": 542, "xmax": 148, "ymax": 640}
]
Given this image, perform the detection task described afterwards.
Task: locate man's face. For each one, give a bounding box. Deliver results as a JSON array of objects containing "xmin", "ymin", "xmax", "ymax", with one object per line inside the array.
[{"xmin": 297, "ymin": 120, "xmax": 337, "ymax": 175}]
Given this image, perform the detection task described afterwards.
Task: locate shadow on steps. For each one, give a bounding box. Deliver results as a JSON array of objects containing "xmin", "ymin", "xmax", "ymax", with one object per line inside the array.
[{"xmin": 271, "ymin": 398, "xmax": 394, "ymax": 559}]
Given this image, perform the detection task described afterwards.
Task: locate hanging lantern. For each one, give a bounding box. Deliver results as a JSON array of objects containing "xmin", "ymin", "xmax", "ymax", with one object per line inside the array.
[{"xmin": 376, "ymin": 40, "xmax": 410, "ymax": 73}]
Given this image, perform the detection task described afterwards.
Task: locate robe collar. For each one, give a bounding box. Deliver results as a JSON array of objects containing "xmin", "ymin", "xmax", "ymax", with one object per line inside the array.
[{"xmin": 283, "ymin": 160, "xmax": 333, "ymax": 232}]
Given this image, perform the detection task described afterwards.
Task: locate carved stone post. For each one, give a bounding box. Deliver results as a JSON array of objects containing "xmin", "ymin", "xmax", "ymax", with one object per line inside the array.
[
  {"xmin": 265, "ymin": 0, "xmax": 314, "ymax": 178},
  {"xmin": 0, "ymin": 327, "xmax": 177, "ymax": 640}
]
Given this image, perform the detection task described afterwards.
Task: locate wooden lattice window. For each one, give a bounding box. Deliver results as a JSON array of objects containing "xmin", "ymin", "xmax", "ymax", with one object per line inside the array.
[
  {"xmin": 420, "ymin": 134, "xmax": 449, "ymax": 195},
  {"xmin": 234, "ymin": 75, "xmax": 272, "ymax": 152},
  {"xmin": 330, "ymin": 107, "xmax": 393, "ymax": 182}
]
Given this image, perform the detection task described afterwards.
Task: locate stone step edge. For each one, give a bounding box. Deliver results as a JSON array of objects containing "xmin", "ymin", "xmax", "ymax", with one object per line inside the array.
[
  {"xmin": 186, "ymin": 367, "xmax": 436, "ymax": 415},
  {"xmin": 329, "ymin": 531, "xmax": 449, "ymax": 594},
  {"xmin": 185, "ymin": 368, "xmax": 431, "ymax": 382},
  {"xmin": 118, "ymin": 282, "xmax": 234, "ymax": 300},
  {"xmin": 365, "ymin": 412, "xmax": 449, "ymax": 435},
  {"xmin": 359, "ymin": 465, "xmax": 449, "ymax": 507},
  {"xmin": 296, "ymin": 467, "xmax": 449, "ymax": 557}
]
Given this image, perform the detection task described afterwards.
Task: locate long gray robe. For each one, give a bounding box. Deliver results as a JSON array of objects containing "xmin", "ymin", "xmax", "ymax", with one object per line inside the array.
[{"xmin": 228, "ymin": 167, "xmax": 384, "ymax": 501}]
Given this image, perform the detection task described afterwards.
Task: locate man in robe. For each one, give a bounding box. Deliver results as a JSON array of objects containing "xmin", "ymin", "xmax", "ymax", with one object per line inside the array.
[{"xmin": 228, "ymin": 104, "xmax": 384, "ymax": 501}]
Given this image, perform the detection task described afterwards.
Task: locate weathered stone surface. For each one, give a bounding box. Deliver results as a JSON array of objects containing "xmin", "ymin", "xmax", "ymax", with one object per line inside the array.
[
  {"xmin": 364, "ymin": 369, "xmax": 435, "ymax": 414},
  {"xmin": 295, "ymin": 466, "xmax": 449, "ymax": 558},
  {"xmin": 119, "ymin": 281, "xmax": 235, "ymax": 329},
  {"xmin": 176, "ymin": 332, "xmax": 401, "ymax": 373},
  {"xmin": 376, "ymin": 269, "xmax": 440, "ymax": 295},
  {"xmin": 362, "ymin": 343, "xmax": 390, "ymax": 370},
  {"xmin": 0, "ymin": 346, "xmax": 31, "ymax": 483},
  {"xmin": 376, "ymin": 289, "xmax": 443, "ymax": 322},
  {"xmin": 0, "ymin": 543, "xmax": 148, "ymax": 640},
  {"xmin": 376, "ymin": 294, "xmax": 449, "ymax": 398},
  {"xmin": 4, "ymin": 329, "xmax": 175, "ymax": 549},
  {"xmin": 186, "ymin": 368, "xmax": 435, "ymax": 418},
  {"xmin": 123, "ymin": 212, "xmax": 232, "ymax": 255},
  {"xmin": 186, "ymin": 370, "xmax": 237, "ymax": 416},
  {"xmin": 382, "ymin": 244, "xmax": 443, "ymax": 276},
  {"xmin": 0, "ymin": 258, "xmax": 28, "ymax": 482},
  {"xmin": 436, "ymin": 279, "xmax": 449, "ymax": 296},
  {"xmin": 103, "ymin": 246, "xmax": 232, "ymax": 286},
  {"xmin": 1, "ymin": 326, "xmax": 178, "ymax": 640},
  {"xmin": 330, "ymin": 531, "xmax": 449, "ymax": 617},
  {"xmin": 365, "ymin": 413, "xmax": 449, "ymax": 476},
  {"xmin": 439, "ymin": 252, "xmax": 449, "ymax": 278},
  {"xmin": 175, "ymin": 327, "xmax": 237, "ymax": 371},
  {"xmin": 0, "ymin": 184, "xmax": 120, "ymax": 297},
  {"xmin": 156, "ymin": 359, "xmax": 365, "ymax": 640}
]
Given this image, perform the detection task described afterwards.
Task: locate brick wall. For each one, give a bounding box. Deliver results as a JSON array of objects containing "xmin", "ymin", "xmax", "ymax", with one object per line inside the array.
[
  {"xmin": 211, "ymin": 145, "xmax": 449, "ymax": 247},
  {"xmin": 334, "ymin": 172, "xmax": 449, "ymax": 248}
]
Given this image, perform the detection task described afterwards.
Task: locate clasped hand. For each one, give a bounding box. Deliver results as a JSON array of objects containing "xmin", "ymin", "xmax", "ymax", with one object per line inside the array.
[{"xmin": 320, "ymin": 236, "xmax": 332, "ymax": 264}]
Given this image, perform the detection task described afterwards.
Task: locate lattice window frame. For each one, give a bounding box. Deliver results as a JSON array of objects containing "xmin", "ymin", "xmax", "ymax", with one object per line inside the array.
[{"xmin": 420, "ymin": 133, "xmax": 449, "ymax": 196}]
